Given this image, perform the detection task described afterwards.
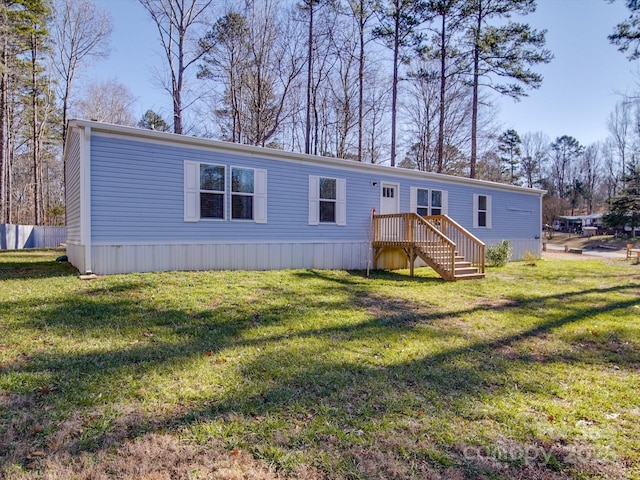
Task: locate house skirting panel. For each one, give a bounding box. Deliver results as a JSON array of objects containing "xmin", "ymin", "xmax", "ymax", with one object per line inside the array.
[
  {"xmin": 88, "ymin": 241, "xmax": 373, "ymax": 275},
  {"xmin": 66, "ymin": 243, "xmax": 86, "ymax": 274},
  {"xmin": 68, "ymin": 239, "xmax": 541, "ymax": 275}
]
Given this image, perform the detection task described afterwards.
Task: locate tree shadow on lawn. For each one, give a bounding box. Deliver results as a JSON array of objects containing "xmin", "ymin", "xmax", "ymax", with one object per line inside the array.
[
  {"xmin": 0, "ymin": 257, "xmax": 77, "ymax": 281},
  {"xmin": 1, "ymin": 270, "xmax": 639, "ymax": 478}
]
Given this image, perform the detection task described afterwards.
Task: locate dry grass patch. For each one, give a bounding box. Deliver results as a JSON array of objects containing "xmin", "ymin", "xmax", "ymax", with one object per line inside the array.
[{"xmin": 7, "ymin": 433, "xmax": 283, "ymax": 480}]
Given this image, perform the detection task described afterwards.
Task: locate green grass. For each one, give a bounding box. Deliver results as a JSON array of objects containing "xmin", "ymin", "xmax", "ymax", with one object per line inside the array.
[{"xmin": 1, "ymin": 249, "xmax": 639, "ymax": 479}]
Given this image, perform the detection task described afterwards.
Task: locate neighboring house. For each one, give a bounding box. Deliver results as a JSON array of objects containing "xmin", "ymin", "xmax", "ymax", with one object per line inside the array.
[
  {"xmin": 552, "ymin": 214, "xmax": 604, "ymax": 233},
  {"xmin": 64, "ymin": 120, "xmax": 544, "ymax": 278}
]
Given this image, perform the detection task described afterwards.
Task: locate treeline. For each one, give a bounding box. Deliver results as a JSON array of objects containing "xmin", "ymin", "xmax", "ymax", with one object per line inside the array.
[
  {"xmin": 483, "ymin": 121, "xmax": 639, "ymax": 226},
  {"xmin": 0, "ymin": 0, "xmax": 110, "ymax": 226},
  {"xmin": 140, "ymin": 0, "xmax": 551, "ymax": 177},
  {"xmin": 0, "ymin": 0, "xmax": 636, "ymax": 227}
]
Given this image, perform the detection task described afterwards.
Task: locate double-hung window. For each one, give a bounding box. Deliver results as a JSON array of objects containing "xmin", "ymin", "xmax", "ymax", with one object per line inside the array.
[
  {"xmin": 411, "ymin": 187, "xmax": 447, "ymax": 217},
  {"xmin": 319, "ymin": 177, "xmax": 337, "ymax": 222},
  {"xmin": 473, "ymin": 194, "xmax": 492, "ymax": 228},
  {"xmin": 430, "ymin": 190, "xmax": 443, "ymax": 215},
  {"xmin": 309, "ymin": 175, "xmax": 346, "ymax": 225},
  {"xmin": 416, "ymin": 189, "xmax": 429, "ymax": 216},
  {"xmin": 199, "ymin": 164, "xmax": 225, "ymax": 219},
  {"xmin": 231, "ymin": 167, "xmax": 254, "ymax": 220},
  {"xmin": 184, "ymin": 161, "xmax": 267, "ymax": 223}
]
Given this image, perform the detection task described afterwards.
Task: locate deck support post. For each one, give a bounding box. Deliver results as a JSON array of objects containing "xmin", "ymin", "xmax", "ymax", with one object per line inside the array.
[{"xmin": 402, "ymin": 246, "xmax": 416, "ymax": 277}]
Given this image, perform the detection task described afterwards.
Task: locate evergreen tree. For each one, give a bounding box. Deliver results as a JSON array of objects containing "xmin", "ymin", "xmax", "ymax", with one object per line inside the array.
[
  {"xmin": 26, "ymin": 0, "xmax": 52, "ymax": 225},
  {"xmin": 609, "ymin": 0, "xmax": 640, "ymax": 60},
  {"xmin": 373, "ymin": 0, "xmax": 426, "ymax": 166},
  {"xmin": 137, "ymin": 109, "xmax": 170, "ymax": 131},
  {"xmin": 2, "ymin": 0, "xmax": 60, "ymax": 225},
  {"xmin": 604, "ymin": 161, "xmax": 640, "ymax": 237},
  {"xmin": 465, "ymin": 0, "xmax": 552, "ymax": 179},
  {"xmin": 498, "ymin": 128, "xmax": 521, "ymax": 184}
]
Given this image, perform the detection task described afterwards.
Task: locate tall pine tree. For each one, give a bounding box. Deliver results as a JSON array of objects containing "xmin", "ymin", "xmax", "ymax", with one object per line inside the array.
[
  {"xmin": 609, "ymin": 0, "xmax": 640, "ymax": 60},
  {"xmin": 465, "ymin": 0, "xmax": 552, "ymax": 179},
  {"xmin": 373, "ymin": 0, "xmax": 426, "ymax": 167},
  {"xmin": 498, "ymin": 128, "xmax": 521, "ymax": 184}
]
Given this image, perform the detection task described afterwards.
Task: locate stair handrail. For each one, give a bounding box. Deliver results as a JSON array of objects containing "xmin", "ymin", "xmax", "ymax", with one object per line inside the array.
[
  {"xmin": 373, "ymin": 213, "xmax": 456, "ymax": 278},
  {"xmin": 423, "ymin": 214, "xmax": 485, "ymax": 273},
  {"xmin": 442, "ymin": 214, "xmax": 484, "ymax": 245},
  {"xmin": 411, "ymin": 213, "xmax": 454, "ymax": 247},
  {"xmin": 412, "ymin": 214, "xmax": 456, "ymax": 278}
]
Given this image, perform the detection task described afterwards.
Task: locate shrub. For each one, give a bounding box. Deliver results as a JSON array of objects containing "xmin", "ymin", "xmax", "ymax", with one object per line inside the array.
[
  {"xmin": 523, "ymin": 250, "xmax": 538, "ymax": 266},
  {"xmin": 486, "ymin": 240, "xmax": 512, "ymax": 267}
]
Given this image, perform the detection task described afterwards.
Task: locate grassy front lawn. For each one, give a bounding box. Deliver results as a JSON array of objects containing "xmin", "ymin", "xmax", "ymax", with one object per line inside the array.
[{"xmin": 1, "ymin": 249, "xmax": 639, "ymax": 479}]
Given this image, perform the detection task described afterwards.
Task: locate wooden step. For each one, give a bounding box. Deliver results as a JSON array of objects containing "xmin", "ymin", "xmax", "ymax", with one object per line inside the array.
[
  {"xmin": 413, "ymin": 243, "xmax": 485, "ymax": 281},
  {"xmin": 454, "ymin": 272, "xmax": 485, "ymax": 280},
  {"xmin": 454, "ymin": 266, "xmax": 479, "ymax": 275},
  {"xmin": 455, "ymin": 261, "xmax": 472, "ymax": 268}
]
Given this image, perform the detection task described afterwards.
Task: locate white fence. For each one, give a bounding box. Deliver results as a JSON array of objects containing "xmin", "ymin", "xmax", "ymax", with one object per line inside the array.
[{"xmin": 0, "ymin": 224, "xmax": 67, "ymax": 250}]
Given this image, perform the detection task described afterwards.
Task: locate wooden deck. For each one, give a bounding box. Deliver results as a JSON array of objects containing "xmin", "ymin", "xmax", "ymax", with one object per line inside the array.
[{"xmin": 372, "ymin": 213, "xmax": 485, "ymax": 281}]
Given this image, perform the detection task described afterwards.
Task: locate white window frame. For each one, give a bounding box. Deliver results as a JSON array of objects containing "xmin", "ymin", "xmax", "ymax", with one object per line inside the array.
[
  {"xmin": 198, "ymin": 162, "xmax": 226, "ymax": 221},
  {"xmin": 184, "ymin": 161, "xmax": 266, "ymax": 224},
  {"xmin": 414, "ymin": 188, "xmax": 429, "ymax": 216},
  {"xmin": 410, "ymin": 187, "xmax": 448, "ymax": 216},
  {"xmin": 230, "ymin": 166, "xmax": 267, "ymax": 223},
  {"xmin": 430, "ymin": 189, "xmax": 445, "ymax": 215},
  {"xmin": 230, "ymin": 166, "xmax": 254, "ymax": 221},
  {"xmin": 473, "ymin": 194, "xmax": 492, "ymax": 228},
  {"xmin": 309, "ymin": 175, "xmax": 346, "ymax": 226}
]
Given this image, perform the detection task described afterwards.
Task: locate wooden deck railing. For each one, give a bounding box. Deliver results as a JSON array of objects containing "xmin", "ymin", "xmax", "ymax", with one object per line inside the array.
[
  {"xmin": 423, "ymin": 215, "xmax": 485, "ymax": 273},
  {"xmin": 372, "ymin": 213, "xmax": 485, "ymax": 278},
  {"xmin": 373, "ymin": 213, "xmax": 456, "ymax": 278}
]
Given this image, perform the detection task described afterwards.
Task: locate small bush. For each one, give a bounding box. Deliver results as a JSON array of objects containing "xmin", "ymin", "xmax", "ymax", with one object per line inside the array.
[
  {"xmin": 486, "ymin": 240, "xmax": 512, "ymax": 267},
  {"xmin": 523, "ymin": 250, "xmax": 538, "ymax": 266}
]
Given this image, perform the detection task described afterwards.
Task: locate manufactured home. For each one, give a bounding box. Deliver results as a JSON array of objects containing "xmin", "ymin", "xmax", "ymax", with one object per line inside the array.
[{"xmin": 64, "ymin": 120, "xmax": 544, "ymax": 279}]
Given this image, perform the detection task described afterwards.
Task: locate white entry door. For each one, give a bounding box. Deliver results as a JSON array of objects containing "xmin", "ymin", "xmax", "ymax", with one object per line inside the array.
[{"xmin": 380, "ymin": 182, "xmax": 399, "ymax": 214}]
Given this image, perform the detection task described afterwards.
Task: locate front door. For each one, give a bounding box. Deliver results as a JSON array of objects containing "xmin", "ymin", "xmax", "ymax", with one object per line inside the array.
[{"xmin": 380, "ymin": 182, "xmax": 399, "ymax": 214}]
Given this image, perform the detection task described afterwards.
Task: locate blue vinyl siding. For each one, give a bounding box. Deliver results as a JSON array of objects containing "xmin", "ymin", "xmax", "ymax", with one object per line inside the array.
[
  {"xmin": 65, "ymin": 128, "xmax": 82, "ymax": 243},
  {"xmin": 89, "ymin": 133, "xmax": 541, "ymax": 245}
]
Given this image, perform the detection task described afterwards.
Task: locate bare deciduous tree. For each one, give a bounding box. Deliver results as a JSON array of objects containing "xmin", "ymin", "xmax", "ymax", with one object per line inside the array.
[
  {"xmin": 75, "ymin": 79, "xmax": 137, "ymax": 126},
  {"xmin": 424, "ymin": 0, "xmax": 468, "ymax": 173},
  {"xmin": 199, "ymin": 1, "xmax": 304, "ymax": 147},
  {"xmin": 549, "ymin": 135, "xmax": 583, "ymax": 199},
  {"xmin": 345, "ymin": 0, "xmax": 376, "ymax": 161},
  {"xmin": 607, "ymin": 99, "xmax": 632, "ymax": 192},
  {"xmin": 581, "ymin": 143, "xmax": 602, "ymax": 214},
  {"xmin": 139, "ymin": 0, "xmax": 215, "ymax": 134},
  {"xmin": 51, "ymin": 0, "xmax": 112, "ymax": 145},
  {"xmin": 520, "ymin": 131, "xmax": 548, "ymax": 188},
  {"xmin": 403, "ymin": 58, "xmax": 472, "ymax": 175}
]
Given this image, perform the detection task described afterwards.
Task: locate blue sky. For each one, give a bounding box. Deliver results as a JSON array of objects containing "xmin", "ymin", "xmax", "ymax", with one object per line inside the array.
[
  {"xmin": 89, "ymin": 0, "xmax": 638, "ymax": 148},
  {"xmin": 497, "ymin": 0, "xmax": 638, "ymax": 146}
]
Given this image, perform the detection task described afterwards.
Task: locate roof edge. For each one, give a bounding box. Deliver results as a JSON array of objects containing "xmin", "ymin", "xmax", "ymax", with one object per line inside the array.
[{"xmin": 66, "ymin": 119, "xmax": 547, "ymax": 196}]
